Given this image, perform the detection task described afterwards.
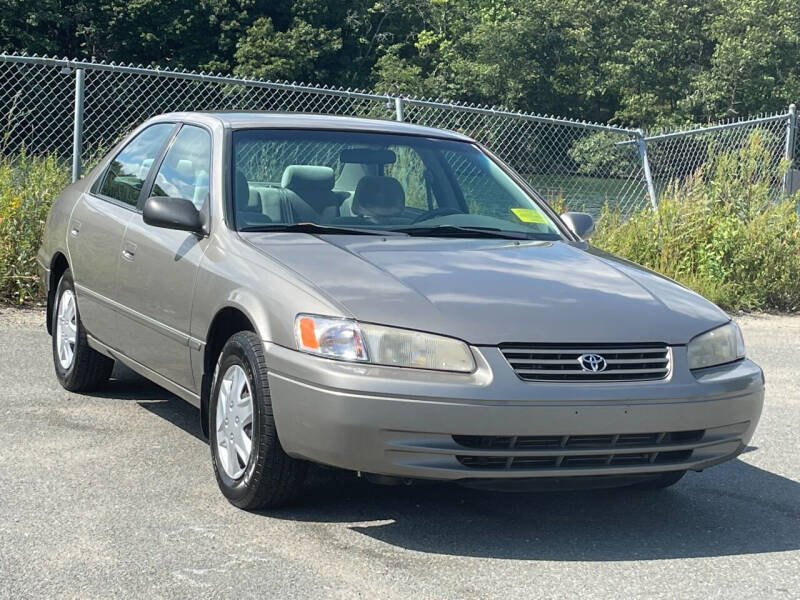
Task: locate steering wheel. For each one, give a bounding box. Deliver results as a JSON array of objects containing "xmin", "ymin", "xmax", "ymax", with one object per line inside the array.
[{"xmin": 411, "ymin": 207, "xmax": 464, "ymax": 224}]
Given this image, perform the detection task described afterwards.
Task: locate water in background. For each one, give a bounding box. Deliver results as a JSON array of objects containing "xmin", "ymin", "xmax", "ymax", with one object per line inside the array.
[{"xmin": 527, "ymin": 174, "xmax": 647, "ymax": 217}]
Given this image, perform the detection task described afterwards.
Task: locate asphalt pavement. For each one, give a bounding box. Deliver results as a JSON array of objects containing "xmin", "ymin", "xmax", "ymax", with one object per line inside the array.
[{"xmin": 0, "ymin": 308, "xmax": 798, "ymax": 599}]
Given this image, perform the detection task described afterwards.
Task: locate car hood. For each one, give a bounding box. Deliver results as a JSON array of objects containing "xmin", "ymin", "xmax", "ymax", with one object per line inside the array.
[{"xmin": 242, "ymin": 233, "xmax": 729, "ymax": 345}]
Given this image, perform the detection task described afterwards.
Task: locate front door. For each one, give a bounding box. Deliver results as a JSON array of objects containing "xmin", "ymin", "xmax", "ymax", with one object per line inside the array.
[{"xmin": 115, "ymin": 124, "xmax": 213, "ymax": 391}]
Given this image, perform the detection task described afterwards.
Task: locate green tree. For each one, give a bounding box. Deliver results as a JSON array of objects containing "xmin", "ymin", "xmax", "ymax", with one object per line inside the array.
[
  {"xmin": 683, "ymin": 0, "xmax": 800, "ymax": 121},
  {"xmin": 0, "ymin": 0, "xmax": 286, "ymax": 72},
  {"xmin": 5, "ymin": 0, "xmax": 800, "ymax": 129},
  {"xmin": 234, "ymin": 17, "xmax": 342, "ymax": 83}
]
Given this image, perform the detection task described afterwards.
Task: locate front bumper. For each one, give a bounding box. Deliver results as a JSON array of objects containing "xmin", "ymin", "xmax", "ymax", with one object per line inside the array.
[{"xmin": 265, "ymin": 343, "xmax": 764, "ymax": 481}]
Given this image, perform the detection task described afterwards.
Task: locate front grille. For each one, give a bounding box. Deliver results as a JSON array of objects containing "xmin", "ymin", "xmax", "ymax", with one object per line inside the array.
[
  {"xmin": 453, "ymin": 430, "xmax": 701, "ymax": 470},
  {"xmin": 500, "ymin": 343, "xmax": 670, "ymax": 382}
]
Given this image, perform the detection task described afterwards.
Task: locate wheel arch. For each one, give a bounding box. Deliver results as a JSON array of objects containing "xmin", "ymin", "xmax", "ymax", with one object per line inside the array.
[
  {"xmin": 200, "ymin": 305, "xmax": 257, "ymax": 438},
  {"xmin": 46, "ymin": 252, "xmax": 70, "ymax": 335}
]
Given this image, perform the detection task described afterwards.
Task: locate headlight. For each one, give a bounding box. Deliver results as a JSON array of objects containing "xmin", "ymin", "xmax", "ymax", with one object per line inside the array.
[
  {"xmin": 687, "ymin": 322, "xmax": 745, "ymax": 370},
  {"xmin": 294, "ymin": 314, "xmax": 475, "ymax": 372}
]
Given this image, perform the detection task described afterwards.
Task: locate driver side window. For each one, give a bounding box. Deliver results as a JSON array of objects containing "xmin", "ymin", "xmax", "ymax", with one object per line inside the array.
[{"xmin": 149, "ymin": 125, "xmax": 212, "ymax": 209}]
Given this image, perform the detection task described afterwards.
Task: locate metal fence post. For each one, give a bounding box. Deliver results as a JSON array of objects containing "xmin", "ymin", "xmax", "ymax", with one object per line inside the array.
[
  {"xmin": 71, "ymin": 68, "xmax": 85, "ymax": 182},
  {"xmin": 394, "ymin": 97, "xmax": 404, "ymax": 122},
  {"xmin": 783, "ymin": 103, "xmax": 797, "ymax": 196},
  {"xmin": 635, "ymin": 129, "xmax": 658, "ymax": 210}
]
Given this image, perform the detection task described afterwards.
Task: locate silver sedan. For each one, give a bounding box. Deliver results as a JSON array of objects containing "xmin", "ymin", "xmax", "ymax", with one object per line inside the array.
[{"xmin": 38, "ymin": 112, "xmax": 764, "ymax": 508}]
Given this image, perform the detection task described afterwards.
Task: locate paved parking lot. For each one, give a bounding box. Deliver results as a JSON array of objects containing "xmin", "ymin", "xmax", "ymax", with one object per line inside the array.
[{"xmin": 0, "ymin": 308, "xmax": 798, "ymax": 599}]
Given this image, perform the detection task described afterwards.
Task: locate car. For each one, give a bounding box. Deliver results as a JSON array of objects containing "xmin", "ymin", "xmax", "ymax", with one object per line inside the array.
[{"xmin": 38, "ymin": 112, "xmax": 764, "ymax": 508}]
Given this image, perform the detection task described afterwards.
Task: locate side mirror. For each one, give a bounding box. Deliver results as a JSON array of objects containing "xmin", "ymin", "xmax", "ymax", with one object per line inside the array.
[
  {"xmin": 143, "ymin": 196, "xmax": 203, "ymax": 234},
  {"xmin": 560, "ymin": 211, "xmax": 595, "ymax": 239}
]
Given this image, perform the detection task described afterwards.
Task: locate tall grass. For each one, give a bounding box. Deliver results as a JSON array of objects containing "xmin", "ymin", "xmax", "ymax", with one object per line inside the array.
[
  {"xmin": 593, "ymin": 131, "xmax": 800, "ymax": 311},
  {"xmin": 0, "ymin": 154, "xmax": 70, "ymax": 304}
]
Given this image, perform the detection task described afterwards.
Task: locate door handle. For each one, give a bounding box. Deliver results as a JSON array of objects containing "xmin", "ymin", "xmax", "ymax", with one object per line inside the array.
[
  {"xmin": 121, "ymin": 241, "xmax": 137, "ymax": 261},
  {"xmin": 70, "ymin": 220, "xmax": 82, "ymax": 237}
]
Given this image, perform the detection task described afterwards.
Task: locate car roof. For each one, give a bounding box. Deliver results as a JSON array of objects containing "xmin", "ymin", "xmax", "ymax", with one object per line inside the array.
[{"xmin": 149, "ymin": 111, "xmax": 474, "ymax": 142}]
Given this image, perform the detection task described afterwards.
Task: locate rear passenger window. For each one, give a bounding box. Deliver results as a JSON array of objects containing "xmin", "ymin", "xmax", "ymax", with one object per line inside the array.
[
  {"xmin": 98, "ymin": 124, "xmax": 174, "ymax": 206},
  {"xmin": 149, "ymin": 125, "xmax": 212, "ymax": 209}
]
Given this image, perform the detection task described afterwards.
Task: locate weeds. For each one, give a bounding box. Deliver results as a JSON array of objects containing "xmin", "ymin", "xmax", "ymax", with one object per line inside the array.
[
  {"xmin": 0, "ymin": 153, "xmax": 70, "ymax": 304},
  {"xmin": 593, "ymin": 132, "xmax": 800, "ymax": 311}
]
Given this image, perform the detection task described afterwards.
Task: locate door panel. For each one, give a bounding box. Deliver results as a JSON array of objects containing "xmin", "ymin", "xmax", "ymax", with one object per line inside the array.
[
  {"xmin": 67, "ymin": 193, "xmax": 133, "ymax": 345},
  {"xmin": 115, "ymin": 216, "xmax": 207, "ymax": 389},
  {"xmin": 114, "ymin": 124, "xmax": 213, "ymax": 391}
]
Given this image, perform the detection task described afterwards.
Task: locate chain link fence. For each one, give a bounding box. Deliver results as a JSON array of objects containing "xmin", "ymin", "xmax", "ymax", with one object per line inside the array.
[
  {"xmin": 400, "ymin": 99, "xmax": 647, "ymax": 215},
  {"xmin": 1, "ymin": 53, "xmax": 798, "ymax": 217},
  {"xmin": 622, "ymin": 112, "xmax": 796, "ymax": 200}
]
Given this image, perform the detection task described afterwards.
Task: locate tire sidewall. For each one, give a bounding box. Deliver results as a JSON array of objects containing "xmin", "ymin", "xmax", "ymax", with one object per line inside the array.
[{"xmin": 209, "ymin": 336, "xmax": 265, "ymax": 502}]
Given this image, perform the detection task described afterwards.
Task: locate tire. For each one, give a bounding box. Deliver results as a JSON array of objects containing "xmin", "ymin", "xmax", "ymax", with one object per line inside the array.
[
  {"xmin": 51, "ymin": 269, "xmax": 114, "ymax": 392},
  {"xmin": 209, "ymin": 331, "xmax": 307, "ymax": 509},
  {"xmin": 631, "ymin": 470, "xmax": 687, "ymax": 490}
]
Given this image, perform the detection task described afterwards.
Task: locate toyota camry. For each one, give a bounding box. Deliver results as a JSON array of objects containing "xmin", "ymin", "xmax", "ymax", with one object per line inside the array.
[{"xmin": 38, "ymin": 112, "xmax": 764, "ymax": 508}]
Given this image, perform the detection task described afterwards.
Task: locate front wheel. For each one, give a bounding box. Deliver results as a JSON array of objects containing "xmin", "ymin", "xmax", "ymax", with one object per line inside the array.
[
  {"xmin": 52, "ymin": 270, "xmax": 114, "ymax": 392},
  {"xmin": 209, "ymin": 331, "xmax": 307, "ymax": 509}
]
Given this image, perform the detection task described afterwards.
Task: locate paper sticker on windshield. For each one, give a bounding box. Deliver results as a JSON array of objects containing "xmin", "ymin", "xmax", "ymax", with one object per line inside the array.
[{"xmin": 510, "ymin": 208, "xmax": 548, "ymax": 224}]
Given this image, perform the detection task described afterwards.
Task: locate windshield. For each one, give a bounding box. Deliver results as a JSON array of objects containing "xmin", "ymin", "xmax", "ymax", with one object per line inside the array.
[{"xmin": 231, "ymin": 129, "xmax": 563, "ymax": 240}]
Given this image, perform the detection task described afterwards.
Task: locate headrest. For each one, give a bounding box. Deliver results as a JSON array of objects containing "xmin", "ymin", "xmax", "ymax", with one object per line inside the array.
[
  {"xmin": 352, "ymin": 176, "xmax": 405, "ymax": 218},
  {"xmin": 280, "ymin": 165, "xmax": 335, "ymax": 191},
  {"xmin": 175, "ymin": 159, "xmax": 194, "ymax": 179},
  {"xmin": 234, "ymin": 170, "xmax": 252, "ymax": 212},
  {"xmin": 138, "ymin": 158, "xmax": 153, "ymax": 180}
]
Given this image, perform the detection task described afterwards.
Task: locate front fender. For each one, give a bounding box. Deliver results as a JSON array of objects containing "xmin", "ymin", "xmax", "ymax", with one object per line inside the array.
[{"xmin": 190, "ymin": 230, "xmax": 347, "ymax": 349}]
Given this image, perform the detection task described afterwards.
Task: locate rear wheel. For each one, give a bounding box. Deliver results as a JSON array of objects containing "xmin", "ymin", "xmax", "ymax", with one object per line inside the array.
[
  {"xmin": 631, "ymin": 470, "xmax": 686, "ymax": 490},
  {"xmin": 52, "ymin": 270, "xmax": 114, "ymax": 392},
  {"xmin": 209, "ymin": 331, "xmax": 307, "ymax": 509}
]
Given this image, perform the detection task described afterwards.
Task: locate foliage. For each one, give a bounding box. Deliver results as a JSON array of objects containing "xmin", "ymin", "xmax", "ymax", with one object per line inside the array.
[
  {"xmin": 568, "ymin": 132, "xmax": 639, "ymax": 179},
  {"xmin": 683, "ymin": 0, "xmax": 800, "ymax": 121},
  {"xmin": 0, "ymin": 0, "xmax": 284, "ymax": 73},
  {"xmin": 4, "ymin": 0, "xmax": 800, "ymax": 127},
  {"xmin": 234, "ymin": 17, "xmax": 343, "ymax": 83},
  {"xmin": 0, "ymin": 155, "xmax": 69, "ymax": 305},
  {"xmin": 593, "ymin": 132, "xmax": 800, "ymax": 311}
]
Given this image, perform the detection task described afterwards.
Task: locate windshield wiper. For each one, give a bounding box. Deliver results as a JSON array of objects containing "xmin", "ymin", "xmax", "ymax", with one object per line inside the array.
[
  {"xmin": 240, "ymin": 223, "xmax": 405, "ymax": 236},
  {"xmin": 393, "ymin": 225, "xmax": 534, "ymax": 240}
]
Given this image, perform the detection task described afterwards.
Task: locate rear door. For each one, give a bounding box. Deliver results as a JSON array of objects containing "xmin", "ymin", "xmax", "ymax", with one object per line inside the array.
[
  {"xmin": 115, "ymin": 124, "xmax": 213, "ymax": 390},
  {"xmin": 68, "ymin": 123, "xmax": 175, "ymax": 345}
]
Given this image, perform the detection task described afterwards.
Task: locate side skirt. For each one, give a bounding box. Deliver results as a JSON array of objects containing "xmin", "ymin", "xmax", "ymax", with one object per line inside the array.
[{"xmin": 87, "ymin": 334, "xmax": 201, "ymax": 408}]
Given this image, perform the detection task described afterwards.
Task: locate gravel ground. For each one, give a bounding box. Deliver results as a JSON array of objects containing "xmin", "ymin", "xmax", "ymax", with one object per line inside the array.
[{"xmin": 0, "ymin": 309, "xmax": 798, "ymax": 599}]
